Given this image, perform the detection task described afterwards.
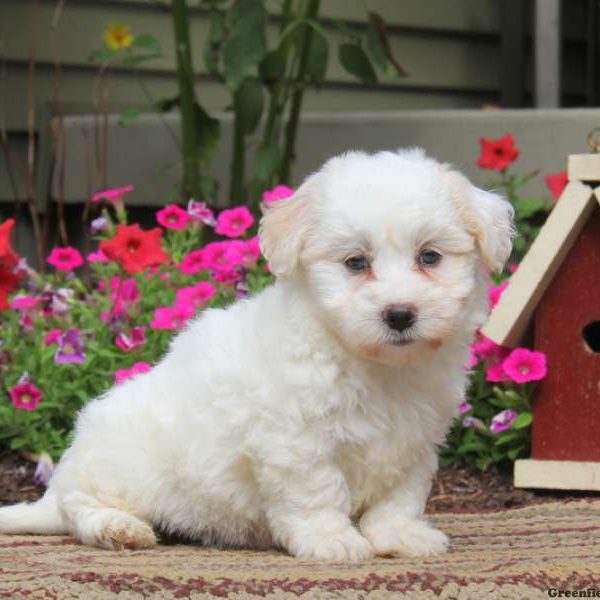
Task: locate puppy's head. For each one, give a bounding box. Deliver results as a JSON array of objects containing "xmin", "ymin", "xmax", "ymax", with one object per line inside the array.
[{"xmin": 260, "ymin": 149, "xmax": 514, "ymax": 364}]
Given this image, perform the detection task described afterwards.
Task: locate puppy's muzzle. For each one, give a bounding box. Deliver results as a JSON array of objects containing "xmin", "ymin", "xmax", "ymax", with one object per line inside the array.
[{"xmin": 383, "ymin": 304, "xmax": 418, "ymax": 333}]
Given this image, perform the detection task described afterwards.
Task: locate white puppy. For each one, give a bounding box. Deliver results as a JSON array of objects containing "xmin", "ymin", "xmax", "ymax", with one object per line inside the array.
[{"xmin": 0, "ymin": 149, "xmax": 513, "ymax": 560}]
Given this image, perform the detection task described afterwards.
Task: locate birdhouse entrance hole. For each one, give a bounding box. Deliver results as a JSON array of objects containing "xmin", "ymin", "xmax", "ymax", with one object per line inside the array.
[{"xmin": 582, "ymin": 321, "xmax": 600, "ymax": 353}]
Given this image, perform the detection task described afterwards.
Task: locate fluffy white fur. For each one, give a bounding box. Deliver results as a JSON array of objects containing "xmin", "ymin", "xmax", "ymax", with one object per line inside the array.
[{"xmin": 0, "ymin": 149, "xmax": 514, "ymax": 560}]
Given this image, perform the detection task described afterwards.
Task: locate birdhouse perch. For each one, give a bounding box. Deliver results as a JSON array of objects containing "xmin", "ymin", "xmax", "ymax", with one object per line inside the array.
[{"xmin": 482, "ymin": 153, "xmax": 600, "ymax": 491}]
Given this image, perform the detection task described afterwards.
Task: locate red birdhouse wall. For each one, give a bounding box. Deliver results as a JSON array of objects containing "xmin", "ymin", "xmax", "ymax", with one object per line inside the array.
[{"xmin": 532, "ymin": 208, "xmax": 600, "ymax": 461}]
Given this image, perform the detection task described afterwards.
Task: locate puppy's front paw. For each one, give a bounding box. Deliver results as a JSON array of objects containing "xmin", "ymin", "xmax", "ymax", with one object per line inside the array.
[
  {"xmin": 293, "ymin": 526, "xmax": 374, "ymax": 562},
  {"xmin": 362, "ymin": 518, "xmax": 448, "ymax": 558}
]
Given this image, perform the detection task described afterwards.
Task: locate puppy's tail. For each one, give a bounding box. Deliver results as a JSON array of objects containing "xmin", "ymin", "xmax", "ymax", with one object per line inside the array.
[{"xmin": 0, "ymin": 491, "xmax": 68, "ymax": 535}]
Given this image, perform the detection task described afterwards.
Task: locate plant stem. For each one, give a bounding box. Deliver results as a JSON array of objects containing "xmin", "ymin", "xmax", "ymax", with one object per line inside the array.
[
  {"xmin": 229, "ymin": 104, "xmax": 246, "ymax": 205},
  {"xmin": 280, "ymin": 0, "xmax": 320, "ymax": 184},
  {"xmin": 171, "ymin": 0, "xmax": 201, "ymax": 201},
  {"xmin": 261, "ymin": 0, "xmax": 296, "ymax": 150}
]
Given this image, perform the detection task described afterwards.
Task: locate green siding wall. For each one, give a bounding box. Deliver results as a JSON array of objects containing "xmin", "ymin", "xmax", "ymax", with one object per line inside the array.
[{"xmin": 2, "ymin": 0, "xmax": 502, "ymax": 133}]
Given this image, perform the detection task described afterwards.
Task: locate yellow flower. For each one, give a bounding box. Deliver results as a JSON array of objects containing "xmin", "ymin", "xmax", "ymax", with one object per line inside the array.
[{"xmin": 103, "ymin": 23, "xmax": 133, "ymax": 50}]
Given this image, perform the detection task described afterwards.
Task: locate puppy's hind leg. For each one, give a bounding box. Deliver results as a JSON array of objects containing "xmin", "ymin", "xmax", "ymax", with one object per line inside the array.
[{"xmin": 60, "ymin": 491, "xmax": 157, "ymax": 550}]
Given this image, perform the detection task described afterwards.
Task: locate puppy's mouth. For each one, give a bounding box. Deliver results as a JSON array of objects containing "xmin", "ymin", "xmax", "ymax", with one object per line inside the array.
[{"xmin": 384, "ymin": 332, "xmax": 415, "ymax": 347}]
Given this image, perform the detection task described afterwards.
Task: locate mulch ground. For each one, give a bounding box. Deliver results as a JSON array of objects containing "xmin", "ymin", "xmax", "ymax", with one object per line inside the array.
[{"xmin": 1, "ymin": 449, "xmax": 597, "ymax": 512}]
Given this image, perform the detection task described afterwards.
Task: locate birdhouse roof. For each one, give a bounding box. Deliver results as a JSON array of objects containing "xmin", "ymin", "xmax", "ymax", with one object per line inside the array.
[{"xmin": 482, "ymin": 153, "xmax": 600, "ymax": 347}]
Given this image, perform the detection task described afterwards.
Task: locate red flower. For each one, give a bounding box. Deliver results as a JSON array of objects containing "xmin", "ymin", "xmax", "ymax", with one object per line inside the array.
[
  {"xmin": 0, "ymin": 219, "xmax": 22, "ymax": 310},
  {"xmin": 544, "ymin": 171, "xmax": 568, "ymax": 201},
  {"xmin": 0, "ymin": 219, "xmax": 20, "ymax": 267},
  {"xmin": 477, "ymin": 134, "xmax": 519, "ymax": 170},
  {"xmin": 100, "ymin": 224, "xmax": 170, "ymax": 274}
]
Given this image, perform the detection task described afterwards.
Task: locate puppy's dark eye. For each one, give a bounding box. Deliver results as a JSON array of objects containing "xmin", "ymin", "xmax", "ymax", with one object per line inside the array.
[
  {"xmin": 344, "ymin": 255, "xmax": 369, "ymax": 272},
  {"xmin": 418, "ymin": 249, "xmax": 442, "ymax": 266}
]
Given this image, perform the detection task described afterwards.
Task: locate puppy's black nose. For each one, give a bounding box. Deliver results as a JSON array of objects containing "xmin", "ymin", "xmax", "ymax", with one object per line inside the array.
[{"xmin": 383, "ymin": 305, "xmax": 417, "ymax": 333}]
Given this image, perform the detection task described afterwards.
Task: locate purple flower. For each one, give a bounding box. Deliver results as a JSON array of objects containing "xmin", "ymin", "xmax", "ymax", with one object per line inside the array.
[
  {"xmin": 33, "ymin": 453, "xmax": 54, "ymax": 487},
  {"xmin": 40, "ymin": 286, "xmax": 73, "ymax": 316},
  {"xmin": 90, "ymin": 216, "xmax": 109, "ymax": 235},
  {"xmin": 187, "ymin": 199, "xmax": 216, "ymax": 227},
  {"xmin": 463, "ymin": 416, "xmax": 487, "ymax": 431},
  {"xmin": 54, "ymin": 329, "xmax": 86, "ymax": 365},
  {"xmin": 458, "ymin": 401, "xmax": 472, "ymax": 414},
  {"xmin": 490, "ymin": 409, "xmax": 518, "ymax": 434},
  {"xmin": 235, "ymin": 269, "xmax": 249, "ymax": 300}
]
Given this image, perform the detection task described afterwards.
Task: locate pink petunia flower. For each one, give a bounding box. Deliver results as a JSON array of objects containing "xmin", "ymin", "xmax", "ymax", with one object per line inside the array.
[
  {"xmin": 110, "ymin": 276, "xmax": 140, "ymax": 315},
  {"xmin": 464, "ymin": 347, "xmax": 479, "ymax": 370},
  {"xmin": 202, "ymin": 241, "xmax": 245, "ymax": 273},
  {"xmin": 19, "ymin": 314, "xmax": 33, "ymax": 332},
  {"xmin": 10, "ymin": 379, "xmax": 43, "ymax": 411},
  {"xmin": 502, "ymin": 348, "xmax": 547, "ymax": 384},
  {"xmin": 187, "ymin": 200, "xmax": 216, "ymax": 227},
  {"xmin": 150, "ymin": 304, "xmax": 194, "ymax": 330},
  {"xmin": 44, "ymin": 329, "xmax": 62, "ymax": 345},
  {"xmin": 156, "ymin": 204, "xmax": 190, "ymax": 230},
  {"xmin": 47, "ymin": 247, "xmax": 84, "ymax": 272},
  {"xmin": 544, "ymin": 171, "xmax": 568, "ymax": 201},
  {"xmin": 489, "ymin": 280, "xmax": 509, "ymax": 308},
  {"xmin": 115, "ymin": 326, "xmax": 147, "ymax": 352},
  {"xmin": 176, "ymin": 282, "xmax": 217, "ymax": 310},
  {"xmin": 485, "ymin": 360, "xmax": 509, "ymax": 383},
  {"xmin": 92, "ymin": 185, "xmax": 134, "ymax": 205},
  {"xmin": 87, "ymin": 249, "xmax": 109, "ymax": 264},
  {"xmin": 262, "ymin": 185, "xmax": 294, "ymax": 205},
  {"xmin": 231, "ymin": 237, "xmax": 261, "ymax": 267},
  {"xmin": 212, "ymin": 268, "xmax": 241, "ymax": 285},
  {"xmin": 10, "ymin": 295, "xmax": 41, "ymax": 312},
  {"xmin": 215, "ymin": 207, "xmax": 254, "ymax": 238},
  {"xmin": 114, "ymin": 361, "xmax": 152, "ymax": 384},
  {"xmin": 472, "ymin": 334, "xmax": 506, "ymax": 361},
  {"xmin": 490, "ymin": 409, "xmax": 518, "ymax": 434},
  {"xmin": 179, "ymin": 249, "xmax": 208, "ymax": 275}
]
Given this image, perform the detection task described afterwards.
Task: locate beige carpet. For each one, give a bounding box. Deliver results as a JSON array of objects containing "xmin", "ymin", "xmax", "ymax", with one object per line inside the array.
[{"xmin": 1, "ymin": 501, "xmax": 600, "ymax": 599}]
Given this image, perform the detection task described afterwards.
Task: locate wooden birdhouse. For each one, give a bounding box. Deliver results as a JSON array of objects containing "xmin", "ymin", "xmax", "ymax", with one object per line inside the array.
[{"xmin": 482, "ymin": 153, "xmax": 600, "ymax": 491}]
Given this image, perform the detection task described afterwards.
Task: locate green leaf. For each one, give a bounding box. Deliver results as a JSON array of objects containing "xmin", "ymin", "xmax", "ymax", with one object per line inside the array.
[
  {"xmin": 339, "ymin": 43, "xmax": 377, "ymax": 85},
  {"xmin": 513, "ymin": 412, "xmax": 533, "ymax": 429},
  {"xmin": 259, "ymin": 49, "xmax": 286, "ymax": 84},
  {"xmin": 365, "ymin": 12, "xmax": 407, "ymax": 78},
  {"xmin": 508, "ymin": 445, "xmax": 526, "ymax": 460},
  {"xmin": 204, "ymin": 10, "xmax": 225, "ymax": 76},
  {"xmin": 118, "ymin": 108, "xmax": 141, "ymax": 126},
  {"xmin": 306, "ymin": 28, "xmax": 329, "ymax": 84},
  {"xmin": 222, "ymin": 0, "xmax": 267, "ymax": 90},
  {"xmin": 503, "ymin": 390, "xmax": 522, "ymax": 405},
  {"xmin": 256, "ymin": 142, "xmax": 282, "ymax": 181},
  {"xmin": 195, "ymin": 102, "xmax": 221, "ymax": 165},
  {"xmin": 89, "ymin": 47, "xmax": 119, "ymax": 63},
  {"xmin": 234, "ymin": 78, "xmax": 264, "ymax": 135},
  {"xmin": 514, "ymin": 197, "xmax": 548, "ymax": 219},
  {"xmin": 494, "ymin": 431, "xmax": 520, "ymax": 446},
  {"xmin": 131, "ymin": 34, "xmax": 162, "ymax": 53},
  {"xmin": 209, "ymin": 10, "xmax": 225, "ymax": 43}
]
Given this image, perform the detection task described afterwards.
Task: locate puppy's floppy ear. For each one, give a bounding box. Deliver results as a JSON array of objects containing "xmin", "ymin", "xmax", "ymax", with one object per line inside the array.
[
  {"xmin": 444, "ymin": 169, "xmax": 515, "ymax": 272},
  {"xmin": 259, "ymin": 181, "xmax": 314, "ymax": 277}
]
